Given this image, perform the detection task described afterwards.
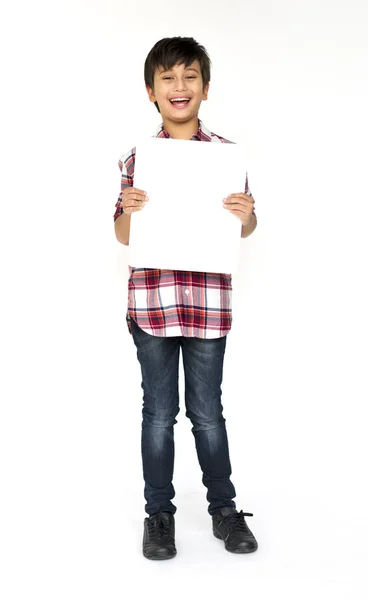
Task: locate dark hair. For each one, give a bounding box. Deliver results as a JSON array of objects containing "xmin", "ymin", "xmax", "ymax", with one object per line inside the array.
[{"xmin": 144, "ymin": 37, "xmax": 211, "ymax": 113}]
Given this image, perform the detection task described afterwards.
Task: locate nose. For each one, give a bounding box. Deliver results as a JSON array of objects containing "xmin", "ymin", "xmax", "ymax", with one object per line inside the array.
[{"xmin": 174, "ymin": 77, "xmax": 187, "ymax": 91}]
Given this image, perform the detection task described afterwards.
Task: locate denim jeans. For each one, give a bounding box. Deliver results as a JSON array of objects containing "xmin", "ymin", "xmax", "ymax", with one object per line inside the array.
[{"xmin": 130, "ymin": 317, "xmax": 236, "ymax": 516}]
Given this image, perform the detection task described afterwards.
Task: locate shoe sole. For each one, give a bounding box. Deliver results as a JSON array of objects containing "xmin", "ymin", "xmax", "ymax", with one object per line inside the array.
[
  {"xmin": 213, "ymin": 529, "xmax": 258, "ymax": 553},
  {"xmin": 143, "ymin": 550, "xmax": 177, "ymax": 560}
]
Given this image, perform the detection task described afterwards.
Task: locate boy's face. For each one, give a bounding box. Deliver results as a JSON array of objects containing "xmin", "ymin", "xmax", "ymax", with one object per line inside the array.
[{"xmin": 146, "ymin": 59, "xmax": 209, "ymax": 123}]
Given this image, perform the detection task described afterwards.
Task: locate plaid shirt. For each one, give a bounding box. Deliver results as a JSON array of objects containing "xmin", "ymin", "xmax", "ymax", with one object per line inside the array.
[{"xmin": 114, "ymin": 120, "xmax": 253, "ymax": 338}]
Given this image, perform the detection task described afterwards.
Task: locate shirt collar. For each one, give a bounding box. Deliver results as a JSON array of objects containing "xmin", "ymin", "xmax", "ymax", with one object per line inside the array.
[{"xmin": 155, "ymin": 119, "xmax": 212, "ymax": 141}]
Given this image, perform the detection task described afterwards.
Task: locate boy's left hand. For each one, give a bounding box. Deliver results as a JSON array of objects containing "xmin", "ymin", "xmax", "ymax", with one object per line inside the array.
[{"xmin": 223, "ymin": 193, "xmax": 255, "ymax": 225}]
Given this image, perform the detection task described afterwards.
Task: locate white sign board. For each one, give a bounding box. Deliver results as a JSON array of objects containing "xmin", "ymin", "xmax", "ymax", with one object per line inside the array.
[{"xmin": 128, "ymin": 137, "xmax": 246, "ymax": 274}]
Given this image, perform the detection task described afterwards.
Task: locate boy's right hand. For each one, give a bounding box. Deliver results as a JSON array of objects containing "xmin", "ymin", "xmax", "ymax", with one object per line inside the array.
[{"xmin": 121, "ymin": 187, "xmax": 149, "ymax": 215}]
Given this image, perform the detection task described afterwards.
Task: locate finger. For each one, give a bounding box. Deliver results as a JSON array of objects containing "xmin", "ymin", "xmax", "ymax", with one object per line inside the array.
[
  {"xmin": 123, "ymin": 192, "xmax": 149, "ymax": 206},
  {"xmin": 124, "ymin": 198, "xmax": 146, "ymax": 207},
  {"xmin": 123, "ymin": 202, "xmax": 146, "ymax": 213},
  {"xmin": 229, "ymin": 192, "xmax": 253, "ymax": 198},
  {"xmin": 123, "ymin": 194, "xmax": 148, "ymax": 204},
  {"xmin": 223, "ymin": 196, "xmax": 254, "ymax": 206},
  {"xmin": 223, "ymin": 200, "xmax": 250, "ymax": 211},
  {"xmin": 224, "ymin": 196, "xmax": 253, "ymax": 206},
  {"xmin": 122, "ymin": 198, "xmax": 148, "ymax": 213},
  {"xmin": 229, "ymin": 199, "xmax": 253, "ymax": 206},
  {"xmin": 125, "ymin": 186, "xmax": 147, "ymax": 194},
  {"xmin": 224, "ymin": 205, "xmax": 253, "ymax": 219},
  {"xmin": 124, "ymin": 187, "xmax": 149, "ymax": 199},
  {"xmin": 123, "ymin": 204, "xmax": 144, "ymax": 215}
]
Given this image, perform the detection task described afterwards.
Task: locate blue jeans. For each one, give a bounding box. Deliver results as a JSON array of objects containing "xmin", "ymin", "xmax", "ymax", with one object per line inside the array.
[{"xmin": 130, "ymin": 318, "xmax": 236, "ymax": 516}]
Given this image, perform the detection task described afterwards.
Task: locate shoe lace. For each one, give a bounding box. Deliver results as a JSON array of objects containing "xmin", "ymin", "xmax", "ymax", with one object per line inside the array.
[
  {"xmin": 224, "ymin": 510, "xmax": 253, "ymax": 533},
  {"xmin": 147, "ymin": 514, "xmax": 173, "ymax": 541}
]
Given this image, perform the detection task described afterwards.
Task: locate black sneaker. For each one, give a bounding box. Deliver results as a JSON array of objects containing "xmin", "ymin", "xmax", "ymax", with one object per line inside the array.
[
  {"xmin": 212, "ymin": 507, "xmax": 258, "ymax": 553},
  {"xmin": 143, "ymin": 512, "xmax": 177, "ymax": 560}
]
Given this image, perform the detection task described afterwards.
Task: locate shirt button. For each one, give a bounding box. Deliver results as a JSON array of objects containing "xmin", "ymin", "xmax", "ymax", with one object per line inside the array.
[{"xmin": 185, "ymin": 289, "xmax": 190, "ymax": 295}]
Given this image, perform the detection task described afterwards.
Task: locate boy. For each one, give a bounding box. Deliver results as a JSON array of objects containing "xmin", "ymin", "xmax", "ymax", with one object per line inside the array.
[{"xmin": 114, "ymin": 37, "xmax": 258, "ymax": 560}]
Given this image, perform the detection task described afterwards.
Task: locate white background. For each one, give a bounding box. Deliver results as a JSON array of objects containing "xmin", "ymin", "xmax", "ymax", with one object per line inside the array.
[{"xmin": 1, "ymin": 0, "xmax": 367, "ymax": 598}]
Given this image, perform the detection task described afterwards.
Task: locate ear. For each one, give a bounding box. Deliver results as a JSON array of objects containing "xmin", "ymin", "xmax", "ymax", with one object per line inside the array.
[
  {"xmin": 146, "ymin": 85, "xmax": 156, "ymax": 103},
  {"xmin": 202, "ymin": 82, "xmax": 210, "ymax": 101}
]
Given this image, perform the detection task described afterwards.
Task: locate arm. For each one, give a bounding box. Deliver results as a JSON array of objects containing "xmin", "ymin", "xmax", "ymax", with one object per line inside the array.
[
  {"xmin": 241, "ymin": 213, "xmax": 257, "ymax": 238},
  {"xmin": 113, "ymin": 149, "xmax": 135, "ymax": 245},
  {"xmin": 114, "ymin": 212, "xmax": 132, "ymax": 246},
  {"xmin": 225, "ymin": 173, "xmax": 257, "ymax": 238},
  {"xmin": 114, "ymin": 187, "xmax": 148, "ymax": 245},
  {"xmin": 241, "ymin": 172, "xmax": 257, "ymax": 238}
]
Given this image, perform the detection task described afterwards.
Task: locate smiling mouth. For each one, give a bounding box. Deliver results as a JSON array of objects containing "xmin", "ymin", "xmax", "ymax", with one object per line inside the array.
[{"xmin": 169, "ymin": 98, "xmax": 191, "ymax": 108}]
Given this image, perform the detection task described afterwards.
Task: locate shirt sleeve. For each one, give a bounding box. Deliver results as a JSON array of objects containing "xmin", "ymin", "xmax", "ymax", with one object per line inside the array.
[
  {"xmin": 113, "ymin": 147, "xmax": 135, "ymax": 221},
  {"xmin": 245, "ymin": 172, "xmax": 256, "ymax": 216}
]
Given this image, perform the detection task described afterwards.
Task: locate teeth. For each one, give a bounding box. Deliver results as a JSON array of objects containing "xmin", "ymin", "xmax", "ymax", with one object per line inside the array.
[{"xmin": 171, "ymin": 98, "xmax": 190, "ymax": 102}]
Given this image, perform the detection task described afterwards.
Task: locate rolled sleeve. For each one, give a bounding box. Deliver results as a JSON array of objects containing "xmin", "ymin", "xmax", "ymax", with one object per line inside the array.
[
  {"xmin": 245, "ymin": 172, "xmax": 256, "ymax": 216},
  {"xmin": 113, "ymin": 148, "xmax": 135, "ymax": 221}
]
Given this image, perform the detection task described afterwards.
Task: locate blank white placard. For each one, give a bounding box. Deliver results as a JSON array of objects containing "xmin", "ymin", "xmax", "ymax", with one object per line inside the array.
[{"xmin": 128, "ymin": 137, "xmax": 247, "ymax": 274}]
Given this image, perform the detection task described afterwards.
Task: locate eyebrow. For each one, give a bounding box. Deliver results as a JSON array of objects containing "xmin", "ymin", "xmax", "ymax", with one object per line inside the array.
[{"xmin": 159, "ymin": 67, "xmax": 200, "ymax": 74}]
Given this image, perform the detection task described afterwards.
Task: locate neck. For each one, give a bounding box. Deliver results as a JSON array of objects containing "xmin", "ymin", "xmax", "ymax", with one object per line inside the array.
[{"xmin": 162, "ymin": 116, "xmax": 200, "ymax": 140}]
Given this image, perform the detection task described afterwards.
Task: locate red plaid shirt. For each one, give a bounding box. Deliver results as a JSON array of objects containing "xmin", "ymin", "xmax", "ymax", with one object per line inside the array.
[{"xmin": 114, "ymin": 120, "xmax": 253, "ymax": 338}]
